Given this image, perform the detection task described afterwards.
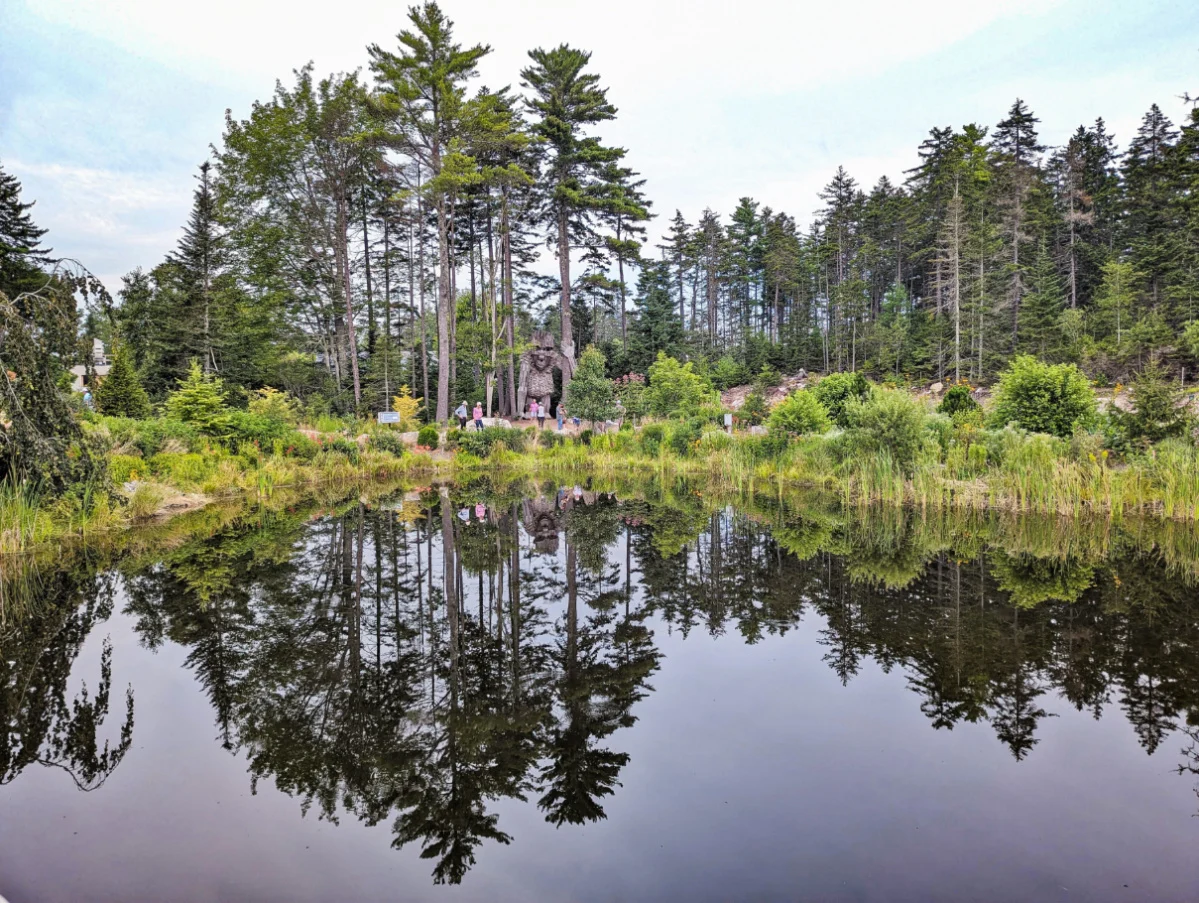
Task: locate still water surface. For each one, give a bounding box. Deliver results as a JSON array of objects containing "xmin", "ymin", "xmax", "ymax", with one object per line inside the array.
[{"xmin": 4, "ymin": 484, "xmax": 1199, "ymax": 902}]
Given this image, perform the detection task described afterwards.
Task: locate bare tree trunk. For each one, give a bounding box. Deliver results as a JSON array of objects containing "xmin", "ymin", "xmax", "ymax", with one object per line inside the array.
[{"xmin": 557, "ymin": 210, "xmax": 574, "ymax": 362}]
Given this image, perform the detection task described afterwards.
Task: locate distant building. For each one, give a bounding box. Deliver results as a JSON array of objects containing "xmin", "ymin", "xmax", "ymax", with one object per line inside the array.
[{"xmin": 70, "ymin": 338, "xmax": 110, "ymax": 393}]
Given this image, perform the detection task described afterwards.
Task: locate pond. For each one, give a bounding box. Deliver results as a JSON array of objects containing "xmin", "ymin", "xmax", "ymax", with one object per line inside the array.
[{"xmin": 3, "ymin": 481, "xmax": 1199, "ymax": 902}]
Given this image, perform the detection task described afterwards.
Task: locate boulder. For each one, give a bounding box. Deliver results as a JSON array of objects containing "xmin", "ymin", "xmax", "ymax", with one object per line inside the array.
[
  {"xmin": 749, "ymin": 425, "xmax": 769, "ymax": 436},
  {"xmin": 930, "ymin": 381, "xmax": 944, "ymax": 395}
]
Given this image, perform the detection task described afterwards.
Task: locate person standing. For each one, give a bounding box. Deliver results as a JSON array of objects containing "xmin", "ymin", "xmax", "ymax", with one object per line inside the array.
[
  {"xmin": 556, "ymin": 403, "xmax": 565, "ymax": 432},
  {"xmin": 537, "ymin": 401, "xmax": 546, "ymax": 430},
  {"xmin": 473, "ymin": 401, "xmax": 484, "ymax": 431},
  {"xmin": 455, "ymin": 401, "xmax": 468, "ymax": 430}
]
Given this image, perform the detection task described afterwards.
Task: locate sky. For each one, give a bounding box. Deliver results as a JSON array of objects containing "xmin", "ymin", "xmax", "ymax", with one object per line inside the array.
[{"xmin": 2, "ymin": 0, "xmax": 1197, "ymax": 294}]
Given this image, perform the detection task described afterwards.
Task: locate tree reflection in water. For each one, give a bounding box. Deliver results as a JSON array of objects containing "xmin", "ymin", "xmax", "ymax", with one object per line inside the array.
[{"xmin": 5, "ymin": 484, "xmax": 1199, "ymax": 883}]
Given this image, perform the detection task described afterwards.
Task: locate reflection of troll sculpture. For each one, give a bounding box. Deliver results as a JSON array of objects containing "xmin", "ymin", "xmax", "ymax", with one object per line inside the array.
[
  {"xmin": 517, "ymin": 330, "xmax": 573, "ymax": 416},
  {"xmin": 522, "ymin": 496, "xmax": 563, "ymax": 554}
]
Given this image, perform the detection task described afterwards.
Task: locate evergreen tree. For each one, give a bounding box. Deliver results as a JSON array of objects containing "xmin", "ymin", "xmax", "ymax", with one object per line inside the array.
[
  {"xmin": 94, "ymin": 343, "xmax": 151, "ymax": 419},
  {"xmin": 521, "ymin": 44, "xmax": 624, "ymax": 364},
  {"xmin": 370, "ymin": 2, "xmax": 491, "ymax": 420},
  {"xmin": 627, "ymin": 262, "xmax": 683, "ymax": 372},
  {"xmin": 564, "ymin": 345, "xmax": 618, "ymax": 426},
  {"xmin": 1121, "ymin": 105, "xmax": 1178, "ymax": 308},
  {"xmin": 170, "ymin": 161, "xmax": 222, "ymax": 374},
  {"xmin": 992, "ymin": 99, "xmax": 1048, "ymax": 350},
  {"xmin": 0, "ymin": 160, "xmax": 52, "ymax": 295}
]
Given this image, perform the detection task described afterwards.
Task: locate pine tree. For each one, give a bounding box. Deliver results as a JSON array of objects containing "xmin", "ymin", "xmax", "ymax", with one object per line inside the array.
[
  {"xmin": 94, "ymin": 343, "xmax": 151, "ymax": 419},
  {"xmin": 0, "ymin": 160, "xmax": 52, "ymax": 295},
  {"xmin": 521, "ymin": 44, "xmax": 624, "ymax": 364},
  {"xmin": 597, "ymin": 163, "xmax": 652, "ymax": 341}
]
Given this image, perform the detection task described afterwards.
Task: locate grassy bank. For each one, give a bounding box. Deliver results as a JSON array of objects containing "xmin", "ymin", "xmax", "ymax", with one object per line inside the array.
[{"xmin": 447, "ymin": 419, "xmax": 1199, "ymax": 521}]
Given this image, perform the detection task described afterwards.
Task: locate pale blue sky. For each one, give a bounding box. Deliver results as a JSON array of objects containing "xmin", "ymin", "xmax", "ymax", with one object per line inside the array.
[{"xmin": 2, "ymin": 0, "xmax": 1196, "ymax": 291}]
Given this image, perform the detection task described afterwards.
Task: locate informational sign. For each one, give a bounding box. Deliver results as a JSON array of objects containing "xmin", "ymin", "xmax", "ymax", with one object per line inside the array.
[
  {"xmin": 724, "ymin": 413, "xmax": 733, "ymax": 427},
  {"xmin": 377, "ymin": 411, "xmax": 400, "ymax": 424}
]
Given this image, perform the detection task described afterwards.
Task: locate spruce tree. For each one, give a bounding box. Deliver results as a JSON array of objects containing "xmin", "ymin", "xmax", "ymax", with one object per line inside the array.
[
  {"xmin": 94, "ymin": 343, "xmax": 151, "ymax": 419},
  {"xmin": 170, "ymin": 161, "xmax": 222, "ymax": 374},
  {"xmin": 628, "ymin": 262, "xmax": 683, "ymax": 372},
  {"xmin": 0, "ymin": 160, "xmax": 52, "ymax": 295},
  {"xmin": 1122, "ymin": 104, "xmax": 1179, "ymax": 309}
]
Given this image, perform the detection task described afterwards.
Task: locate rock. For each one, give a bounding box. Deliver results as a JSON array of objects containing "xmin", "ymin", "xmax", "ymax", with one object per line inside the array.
[
  {"xmin": 750, "ymin": 425, "xmax": 769, "ymax": 436},
  {"xmin": 930, "ymin": 381, "xmax": 944, "ymax": 395},
  {"xmin": 354, "ymin": 433, "xmax": 370, "ymax": 449},
  {"xmin": 796, "ymin": 368, "xmax": 807, "ymax": 381}
]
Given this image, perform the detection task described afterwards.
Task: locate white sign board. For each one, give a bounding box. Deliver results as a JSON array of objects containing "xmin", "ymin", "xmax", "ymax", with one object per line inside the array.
[
  {"xmin": 377, "ymin": 411, "xmax": 400, "ymax": 424},
  {"xmin": 723, "ymin": 413, "xmax": 733, "ymax": 427}
]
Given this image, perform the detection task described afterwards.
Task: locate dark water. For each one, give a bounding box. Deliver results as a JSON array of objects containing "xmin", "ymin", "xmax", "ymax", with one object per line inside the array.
[{"xmin": 4, "ymin": 484, "xmax": 1199, "ymax": 902}]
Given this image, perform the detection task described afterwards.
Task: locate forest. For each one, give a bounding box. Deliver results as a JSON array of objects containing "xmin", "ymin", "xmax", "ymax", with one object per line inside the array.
[
  {"xmin": 3, "ymin": 1, "xmax": 1199, "ymax": 537},
  {"xmin": 32, "ymin": 3, "xmax": 1199, "ymax": 417}
]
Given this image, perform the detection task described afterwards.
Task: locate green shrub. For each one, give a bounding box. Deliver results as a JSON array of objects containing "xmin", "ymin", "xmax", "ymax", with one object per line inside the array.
[
  {"xmin": 108, "ymin": 453, "xmax": 143, "ymax": 485},
  {"xmin": 148, "ymin": 452, "xmax": 214, "ymax": 486},
  {"xmin": 711, "ymin": 355, "xmax": 750, "ymax": 390},
  {"xmin": 248, "ymin": 387, "xmax": 300, "ymax": 425},
  {"xmin": 369, "ymin": 430, "xmax": 407, "ymax": 457},
  {"xmin": 937, "ymin": 384, "xmax": 980, "ymax": 418},
  {"xmin": 754, "ymin": 364, "xmax": 782, "ymax": 390},
  {"xmin": 640, "ymin": 423, "xmax": 666, "ymax": 456},
  {"xmin": 165, "ymin": 361, "xmax": 231, "ymax": 436},
  {"xmin": 646, "ymin": 353, "xmax": 719, "ymax": 417},
  {"xmin": 118, "ymin": 418, "xmax": 200, "ymax": 457},
  {"xmin": 578, "ymin": 429, "xmax": 595, "ymax": 446},
  {"xmin": 540, "ymin": 430, "xmax": 567, "ymax": 449},
  {"xmin": 226, "ymin": 411, "xmax": 291, "ymax": 450},
  {"xmin": 989, "ymin": 356, "xmax": 1097, "ymax": 438},
  {"xmin": 455, "ymin": 426, "xmax": 527, "ymax": 457},
  {"xmin": 736, "ymin": 390, "xmax": 769, "ymax": 427},
  {"xmin": 741, "ymin": 432, "xmax": 789, "ymax": 463},
  {"xmin": 281, "ymin": 432, "xmax": 320, "ymax": 460},
  {"xmin": 417, "ymin": 425, "xmax": 440, "ymax": 449},
  {"xmin": 668, "ymin": 418, "xmax": 704, "ymax": 456},
  {"xmin": 326, "ymin": 437, "xmax": 361, "ymax": 463},
  {"xmin": 768, "ymin": 389, "xmax": 831, "ymax": 437},
  {"xmin": 813, "ymin": 371, "xmax": 871, "ymax": 427},
  {"xmin": 843, "ymin": 387, "xmax": 930, "ymax": 475},
  {"xmin": 1119, "ymin": 360, "xmax": 1191, "ymax": 445}
]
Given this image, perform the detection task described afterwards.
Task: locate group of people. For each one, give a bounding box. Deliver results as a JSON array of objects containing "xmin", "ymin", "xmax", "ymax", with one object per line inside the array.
[
  {"xmin": 455, "ymin": 401, "xmax": 485, "ymax": 431},
  {"xmin": 453, "ymin": 399, "xmax": 584, "ymax": 432}
]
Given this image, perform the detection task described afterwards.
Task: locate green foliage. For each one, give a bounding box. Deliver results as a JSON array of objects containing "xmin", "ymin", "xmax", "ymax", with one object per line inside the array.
[
  {"xmin": 645, "ymin": 353, "xmax": 717, "ymax": 418},
  {"xmin": 711, "ymin": 355, "xmax": 750, "ymax": 390},
  {"xmin": 454, "ymin": 426, "xmax": 526, "ymax": 457},
  {"xmin": 753, "ymin": 364, "xmax": 782, "ymax": 390},
  {"xmin": 640, "ymin": 423, "xmax": 665, "ymax": 456},
  {"xmin": 767, "ymin": 390, "xmax": 831, "ymax": 437},
  {"xmin": 667, "ymin": 418, "xmax": 704, "ymax": 456},
  {"xmin": 614, "ymin": 373, "xmax": 647, "ymax": 422},
  {"xmin": 1117, "ymin": 360, "xmax": 1191, "ymax": 445},
  {"xmin": 813, "ymin": 371, "xmax": 870, "ymax": 428},
  {"xmin": 325, "ymin": 437, "xmax": 361, "ymax": 462},
  {"xmin": 225, "ymin": 410, "xmax": 292, "ymax": 450},
  {"xmin": 416, "ymin": 425, "xmax": 440, "ymax": 449},
  {"xmin": 989, "ymin": 356, "xmax": 1097, "ymax": 438},
  {"xmin": 165, "ymin": 361, "xmax": 230, "ymax": 436},
  {"xmin": 937, "ymin": 384, "xmax": 980, "ymax": 419},
  {"xmin": 736, "ymin": 389, "xmax": 769, "ymax": 427},
  {"xmin": 94, "ymin": 344, "xmax": 150, "ymax": 419},
  {"xmin": 842, "ymin": 387, "xmax": 930, "ymax": 475},
  {"xmin": 248, "ymin": 387, "xmax": 300, "ymax": 425},
  {"xmin": 368, "ymin": 430, "xmax": 407, "ymax": 457},
  {"xmin": 564, "ymin": 346, "xmax": 618, "ymax": 425},
  {"xmin": 107, "ymin": 454, "xmax": 143, "ymax": 485}
]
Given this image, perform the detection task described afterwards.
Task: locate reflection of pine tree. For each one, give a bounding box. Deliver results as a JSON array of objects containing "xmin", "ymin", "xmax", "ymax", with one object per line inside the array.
[
  {"xmin": 538, "ymin": 539, "xmax": 659, "ymax": 826},
  {"xmin": 1, "ymin": 570, "xmax": 135, "ymax": 791}
]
